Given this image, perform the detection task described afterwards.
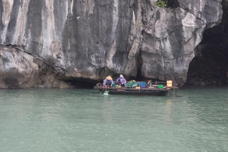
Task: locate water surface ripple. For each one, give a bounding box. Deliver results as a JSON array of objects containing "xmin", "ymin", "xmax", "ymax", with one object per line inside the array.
[{"xmin": 0, "ymin": 88, "xmax": 227, "ymax": 152}]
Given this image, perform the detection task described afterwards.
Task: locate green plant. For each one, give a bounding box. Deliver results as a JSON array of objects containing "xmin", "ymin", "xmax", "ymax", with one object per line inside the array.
[{"xmin": 155, "ymin": 0, "xmax": 167, "ymax": 8}]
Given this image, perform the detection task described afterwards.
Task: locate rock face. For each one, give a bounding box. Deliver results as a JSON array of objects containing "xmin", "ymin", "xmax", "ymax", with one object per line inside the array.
[
  {"xmin": 0, "ymin": 0, "xmax": 224, "ymax": 88},
  {"xmin": 0, "ymin": 46, "xmax": 39, "ymax": 88},
  {"xmin": 0, "ymin": 46, "xmax": 70, "ymax": 88}
]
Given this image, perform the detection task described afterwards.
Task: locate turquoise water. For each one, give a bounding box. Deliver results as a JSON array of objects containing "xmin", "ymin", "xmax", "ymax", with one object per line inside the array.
[{"xmin": 0, "ymin": 88, "xmax": 227, "ymax": 152}]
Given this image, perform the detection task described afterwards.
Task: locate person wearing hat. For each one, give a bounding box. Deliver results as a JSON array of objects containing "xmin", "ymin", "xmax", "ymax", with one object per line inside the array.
[
  {"xmin": 116, "ymin": 74, "xmax": 127, "ymax": 87},
  {"xmin": 103, "ymin": 75, "xmax": 114, "ymax": 87}
]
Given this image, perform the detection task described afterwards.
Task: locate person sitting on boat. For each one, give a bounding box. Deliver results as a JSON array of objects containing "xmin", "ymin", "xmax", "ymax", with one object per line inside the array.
[
  {"xmin": 116, "ymin": 74, "xmax": 127, "ymax": 87},
  {"xmin": 103, "ymin": 75, "xmax": 114, "ymax": 87},
  {"xmin": 147, "ymin": 80, "xmax": 152, "ymax": 88}
]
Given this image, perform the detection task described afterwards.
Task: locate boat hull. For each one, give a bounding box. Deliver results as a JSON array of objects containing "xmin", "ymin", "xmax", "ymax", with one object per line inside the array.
[{"xmin": 98, "ymin": 88, "xmax": 170, "ymax": 96}]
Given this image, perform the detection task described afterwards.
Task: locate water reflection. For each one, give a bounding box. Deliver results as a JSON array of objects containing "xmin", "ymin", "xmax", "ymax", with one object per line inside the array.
[
  {"xmin": 164, "ymin": 99, "xmax": 173, "ymax": 124},
  {"xmin": 102, "ymin": 99, "xmax": 113, "ymax": 123}
]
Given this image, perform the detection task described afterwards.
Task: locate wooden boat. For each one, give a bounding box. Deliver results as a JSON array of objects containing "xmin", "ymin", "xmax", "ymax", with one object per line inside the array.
[
  {"xmin": 95, "ymin": 79, "xmax": 177, "ymax": 96},
  {"xmin": 95, "ymin": 86, "xmax": 172, "ymax": 96}
]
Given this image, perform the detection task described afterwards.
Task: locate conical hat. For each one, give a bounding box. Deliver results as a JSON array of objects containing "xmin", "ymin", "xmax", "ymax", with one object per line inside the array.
[{"xmin": 106, "ymin": 76, "xmax": 112, "ymax": 80}]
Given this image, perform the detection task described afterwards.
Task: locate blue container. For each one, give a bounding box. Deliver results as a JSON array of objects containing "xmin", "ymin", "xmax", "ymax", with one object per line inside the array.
[{"xmin": 138, "ymin": 81, "xmax": 147, "ymax": 88}]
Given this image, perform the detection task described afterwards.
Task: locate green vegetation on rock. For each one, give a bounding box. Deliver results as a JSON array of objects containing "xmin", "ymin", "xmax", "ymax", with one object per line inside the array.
[{"xmin": 155, "ymin": 0, "xmax": 167, "ymax": 8}]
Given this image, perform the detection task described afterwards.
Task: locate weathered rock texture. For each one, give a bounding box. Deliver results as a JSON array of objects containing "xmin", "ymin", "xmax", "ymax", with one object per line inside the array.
[
  {"xmin": 0, "ymin": 45, "xmax": 70, "ymax": 88},
  {"xmin": 0, "ymin": 0, "xmax": 225, "ymax": 88}
]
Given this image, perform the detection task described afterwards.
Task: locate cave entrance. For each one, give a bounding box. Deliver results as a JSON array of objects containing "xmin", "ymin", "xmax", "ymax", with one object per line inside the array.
[
  {"xmin": 186, "ymin": 1, "xmax": 228, "ymax": 87},
  {"xmin": 63, "ymin": 77, "xmax": 99, "ymax": 89}
]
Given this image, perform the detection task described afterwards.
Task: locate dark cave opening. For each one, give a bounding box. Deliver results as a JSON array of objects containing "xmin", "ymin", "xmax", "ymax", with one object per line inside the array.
[
  {"xmin": 63, "ymin": 77, "xmax": 99, "ymax": 89},
  {"xmin": 167, "ymin": 0, "xmax": 179, "ymax": 8},
  {"xmin": 186, "ymin": 1, "xmax": 228, "ymax": 87}
]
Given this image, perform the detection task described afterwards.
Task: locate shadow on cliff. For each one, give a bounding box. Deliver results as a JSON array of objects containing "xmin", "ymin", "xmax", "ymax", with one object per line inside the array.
[
  {"xmin": 63, "ymin": 77, "xmax": 99, "ymax": 89},
  {"xmin": 186, "ymin": 1, "xmax": 228, "ymax": 87}
]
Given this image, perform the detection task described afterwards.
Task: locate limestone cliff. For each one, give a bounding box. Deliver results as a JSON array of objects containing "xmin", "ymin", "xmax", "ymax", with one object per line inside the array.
[{"xmin": 0, "ymin": 0, "xmax": 224, "ymax": 88}]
